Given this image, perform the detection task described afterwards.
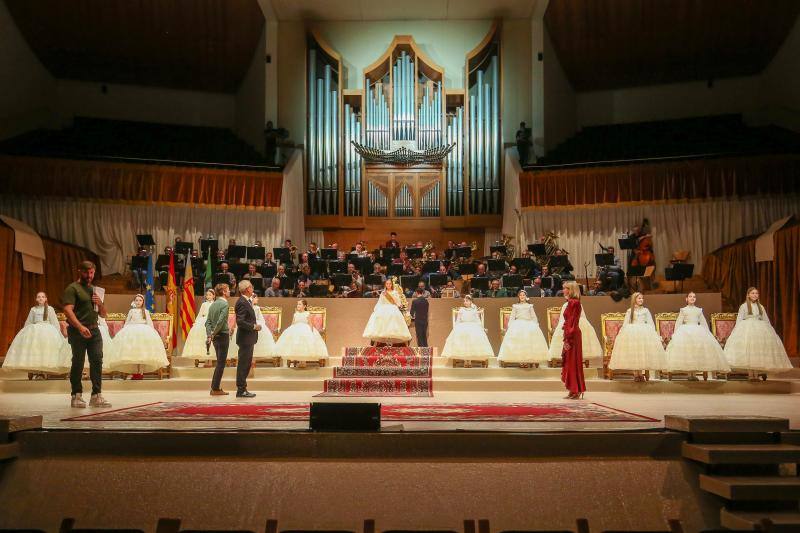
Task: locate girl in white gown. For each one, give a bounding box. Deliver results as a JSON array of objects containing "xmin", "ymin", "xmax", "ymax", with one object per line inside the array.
[
  {"xmin": 3, "ymin": 292, "xmax": 67, "ymax": 373},
  {"xmin": 251, "ymin": 296, "xmax": 277, "ymax": 359},
  {"xmin": 498, "ymin": 290, "xmax": 550, "ymax": 365},
  {"xmin": 274, "ymin": 299, "xmax": 329, "ymax": 361},
  {"xmin": 58, "ymin": 316, "xmax": 114, "ymax": 372},
  {"xmin": 608, "ymin": 292, "xmax": 667, "ymax": 381},
  {"xmin": 362, "ymin": 279, "xmax": 412, "ymax": 344},
  {"xmin": 441, "ymin": 295, "xmax": 495, "ymax": 359},
  {"xmin": 548, "ymin": 299, "xmax": 603, "ymax": 365},
  {"xmin": 181, "ymin": 289, "xmax": 216, "ymax": 359},
  {"xmin": 724, "ymin": 287, "xmax": 792, "ymax": 378},
  {"xmin": 666, "ymin": 292, "xmax": 730, "ymax": 377},
  {"xmin": 108, "ymin": 294, "xmax": 169, "ymax": 374}
]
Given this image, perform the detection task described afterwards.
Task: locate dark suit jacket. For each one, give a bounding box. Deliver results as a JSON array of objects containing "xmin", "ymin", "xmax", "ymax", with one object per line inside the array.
[
  {"xmin": 235, "ymin": 296, "xmax": 259, "ymax": 347},
  {"xmin": 410, "ymin": 296, "xmax": 429, "ymax": 325}
]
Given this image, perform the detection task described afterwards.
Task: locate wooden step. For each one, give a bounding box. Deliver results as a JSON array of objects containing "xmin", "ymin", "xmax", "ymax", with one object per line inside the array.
[
  {"xmin": 699, "ymin": 475, "xmax": 800, "ymax": 500},
  {"xmin": 0, "ymin": 415, "xmax": 42, "ymax": 441},
  {"xmin": 0, "ymin": 441, "xmax": 20, "ymax": 461},
  {"xmin": 683, "ymin": 443, "xmax": 800, "ymax": 464},
  {"xmin": 720, "ymin": 508, "xmax": 800, "ymax": 531},
  {"xmin": 665, "ymin": 415, "xmax": 789, "ymax": 434}
]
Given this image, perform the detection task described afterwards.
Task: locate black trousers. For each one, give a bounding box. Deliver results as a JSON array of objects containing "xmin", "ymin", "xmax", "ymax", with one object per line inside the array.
[
  {"xmin": 236, "ymin": 343, "xmax": 254, "ymax": 392},
  {"xmin": 68, "ymin": 327, "xmax": 103, "ymax": 396},
  {"xmin": 210, "ymin": 333, "xmax": 230, "ymax": 391},
  {"xmin": 415, "ymin": 321, "xmax": 429, "ymax": 347}
]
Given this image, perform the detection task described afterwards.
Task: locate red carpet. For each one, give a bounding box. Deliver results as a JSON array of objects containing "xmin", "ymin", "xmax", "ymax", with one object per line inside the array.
[
  {"xmin": 323, "ymin": 346, "xmax": 434, "ymax": 397},
  {"xmin": 63, "ymin": 402, "xmax": 658, "ymax": 423}
]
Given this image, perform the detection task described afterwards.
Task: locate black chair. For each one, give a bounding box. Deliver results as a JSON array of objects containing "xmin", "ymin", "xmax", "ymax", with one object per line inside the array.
[{"xmin": 60, "ymin": 519, "xmax": 144, "ymax": 533}]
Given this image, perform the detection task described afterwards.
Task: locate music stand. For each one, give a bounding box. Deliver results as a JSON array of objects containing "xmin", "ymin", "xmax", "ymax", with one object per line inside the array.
[
  {"xmin": 331, "ymin": 273, "xmax": 352, "ymax": 288},
  {"xmin": 549, "ymin": 255, "xmax": 570, "ymax": 270},
  {"xmin": 320, "ymin": 248, "xmax": 338, "ymax": 261},
  {"xmin": 247, "ymin": 246, "xmax": 266, "ymax": 262},
  {"xmin": 488, "ymin": 259, "xmax": 507, "ymax": 272},
  {"xmin": 354, "ymin": 257, "xmax": 373, "ymax": 275},
  {"xmin": 665, "ymin": 263, "xmax": 694, "ymax": 293},
  {"xmin": 260, "ymin": 264, "xmax": 277, "ymax": 279},
  {"xmin": 406, "ymin": 247, "xmax": 423, "ymax": 259},
  {"xmin": 328, "ymin": 260, "xmax": 348, "ymax": 274},
  {"xmin": 310, "ymin": 261, "xmax": 328, "ymax": 278},
  {"xmin": 227, "ymin": 245, "xmax": 246, "ymax": 261},
  {"xmin": 422, "ymin": 260, "xmax": 441, "ymax": 274},
  {"xmin": 155, "ymin": 254, "xmax": 170, "ymax": 271},
  {"xmin": 273, "ymin": 247, "xmax": 292, "ymax": 264},
  {"xmin": 136, "ymin": 234, "xmax": 156, "ymax": 248},
  {"xmin": 400, "ymin": 275, "xmax": 420, "ymax": 292},
  {"xmin": 200, "ymin": 238, "xmax": 219, "ymax": 256},
  {"xmin": 490, "ymin": 245, "xmax": 507, "ymax": 256},
  {"xmin": 618, "ymin": 236, "xmax": 638, "ymax": 250},
  {"xmin": 471, "ymin": 277, "xmax": 489, "ymax": 293},
  {"xmin": 381, "ymin": 247, "xmax": 400, "ymax": 260},
  {"xmin": 428, "ymin": 273, "xmax": 447, "ymax": 288},
  {"xmin": 230, "ymin": 263, "xmax": 248, "ymax": 279},
  {"xmin": 595, "ymin": 253, "xmax": 615, "ymax": 267},
  {"xmin": 309, "ymin": 283, "xmax": 329, "ymax": 297},
  {"xmin": 528, "ymin": 243, "xmax": 546, "ymax": 256},
  {"xmin": 457, "ymin": 263, "xmax": 477, "ymax": 277},
  {"xmin": 365, "ymin": 274, "xmax": 384, "ymax": 287},
  {"xmin": 444, "ymin": 248, "xmax": 456, "ymax": 260},
  {"xmin": 456, "ymin": 246, "xmax": 472, "ymax": 258},
  {"xmin": 214, "ymin": 273, "xmax": 231, "ymax": 288},
  {"xmin": 502, "ymin": 274, "xmax": 523, "ymax": 290},
  {"xmin": 387, "ymin": 264, "xmax": 404, "ymax": 277},
  {"xmin": 283, "ymin": 271, "xmax": 300, "ymax": 290}
]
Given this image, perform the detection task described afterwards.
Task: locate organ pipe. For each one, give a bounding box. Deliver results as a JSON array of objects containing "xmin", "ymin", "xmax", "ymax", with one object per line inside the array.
[
  {"xmin": 467, "ymin": 50, "xmax": 500, "ymax": 215},
  {"xmin": 306, "ymin": 46, "xmax": 340, "ymax": 216}
]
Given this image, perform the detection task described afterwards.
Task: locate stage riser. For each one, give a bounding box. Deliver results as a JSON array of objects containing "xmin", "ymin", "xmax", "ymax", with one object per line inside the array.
[{"xmin": 1, "ymin": 378, "xmax": 794, "ymax": 394}]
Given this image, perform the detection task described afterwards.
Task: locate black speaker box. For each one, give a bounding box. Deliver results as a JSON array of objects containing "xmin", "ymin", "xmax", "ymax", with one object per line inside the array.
[{"xmin": 309, "ymin": 402, "xmax": 381, "ymax": 431}]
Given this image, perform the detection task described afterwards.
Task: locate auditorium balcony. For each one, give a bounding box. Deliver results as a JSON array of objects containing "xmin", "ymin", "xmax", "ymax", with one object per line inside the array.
[
  {"xmin": 527, "ymin": 114, "xmax": 800, "ymax": 169},
  {"xmin": 0, "ymin": 117, "xmax": 278, "ymax": 170}
]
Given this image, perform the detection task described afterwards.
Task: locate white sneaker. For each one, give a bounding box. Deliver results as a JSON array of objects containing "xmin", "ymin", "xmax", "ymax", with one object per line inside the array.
[
  {"xmin": 70, "ymin": 394, "xmax": 87, "ymax": 408},
  {"xmin": 89, "ymin": 394, "xmax": 111, "ymax": 408}
]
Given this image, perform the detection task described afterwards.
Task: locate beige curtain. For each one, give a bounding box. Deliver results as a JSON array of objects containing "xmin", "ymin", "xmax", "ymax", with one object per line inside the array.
[{"xmin": 519, "ymin": 196, "xmax": 800, "ymax": 276}]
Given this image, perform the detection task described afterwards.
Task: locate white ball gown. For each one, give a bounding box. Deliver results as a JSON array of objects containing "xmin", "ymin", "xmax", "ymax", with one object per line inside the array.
[
  {"xmin": 57, "ymin": 316, "xmax": 114, "ymax": 371},
  {"xmin": 3, "ymin": 305, "xmax": 67, "ymax": 373},
  {"xmin": 441, "ymin": 305, "xmax": 495, "ymax": 358},
  {"xmin": 665, "ymin": 305, "xmax": 730, "ymax": 372},
  {"xmin": 181, "ymin": 300, "xmax": 215, "ymax": 359},
  {"xmin": 108, "ymin": 308, "xmax": 169, "ymax": 373},
  {"xmin": 608, "ymin": 307, "xmax": 667, "ymax": 371},
  {"xmin": 252, "ymin": 303, "xmax": 277, "ymax": 359},
  {"xmin": 497, "ymin": 302, "xmax": 550, "ymax": 363},
  {"xmin": 548, "ymin": 302, "xmax": 603, "ymax": 364},
  {"xmin": 362, "ymin": 289, "xmax": 412, "ymax": 343},
  {"xmin": 723, "ymin": 303, "xmax": 792, "ymax": 371},
  {"xmin": 274, "ymin": 310, "xmax": 329, "ymax": 360}
]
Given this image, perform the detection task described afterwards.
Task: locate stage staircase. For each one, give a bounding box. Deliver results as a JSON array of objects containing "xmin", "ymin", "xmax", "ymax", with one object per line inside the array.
[
  {"xmin": 318, "ymin": 347, "xmax": 435, "ymax": 397},
  {"xmin": 667, "ymin": 415, "xmax": 800, "ymax": 531}
]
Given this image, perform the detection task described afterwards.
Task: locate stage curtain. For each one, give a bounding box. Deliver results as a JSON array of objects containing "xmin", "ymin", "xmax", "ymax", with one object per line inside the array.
[
  {"xmin": 519, "ymin": 155, "xmax": 800, "ymax": 207},
  {"xmin": 0, "ymin": 155, "xmax": 283, "ymax": 208},
  {"xmin": 518, "ymin": 195, "xmax": 800, "ymax": 277},
  {"xmin": 702, "ymin": 221, "xmax": 799, "ymax": 357},
  {"xmin": 0, "ymin": 149, "xmax": 307, "ymax": 275},
  {"xmin": 0, "ymin": 224, "xmax": 100, "ymax": 356}
]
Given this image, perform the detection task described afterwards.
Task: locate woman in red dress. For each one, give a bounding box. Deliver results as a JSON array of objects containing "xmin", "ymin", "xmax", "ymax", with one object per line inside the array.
[{"xmin": 561, "ymin": 281, "xmax": 586, "ymax": 399}]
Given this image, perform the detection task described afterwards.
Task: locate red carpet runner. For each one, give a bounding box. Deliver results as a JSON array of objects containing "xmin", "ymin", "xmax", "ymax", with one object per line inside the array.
[{"xmin": 318, "ymin": 346, "xmax": 435, "ymax": 397}]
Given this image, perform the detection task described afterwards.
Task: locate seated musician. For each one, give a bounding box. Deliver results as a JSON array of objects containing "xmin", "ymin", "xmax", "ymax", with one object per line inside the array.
[
  {"xmin": 296, "ymin": 263, "xmax": 313, "ymax": 284},
  {"xmin": 338, "ymin": 281, "xmax": 360, "ymax": 298},
  {"xmin": 353, "ymin": 242, "xmax": 368, "ymax": 258},
  {"xmin": 414, "ymin": 280, "xmax": 431, "ymax": 299},
  {"xmin": 508, "ymin": 265, "xmax": 519, "ymax": 277},
  {"xmin": 392, "ymin": 250, "xmax": 407, "ymax": 266},
  {"xmin": 218, "ymin": 262, "xmax": 237, "ymax": 294},
  {"xmin": 385, "ymin": 232, "xmax": 400, "ymax": 249},
  {"xmin": 401, "ymin": 258, "xmax": 415, "ymax": 275},
  {"xmin": 363, "ymin": 264, "xmax": 386, "ymax": 298},
  {"xmin": 540, "ymin": 265, "xmax": 561, "ymax": 297},
  {"xmin": 487, "ymin": 278, "xmax": 509, "ymax": 298},
  {"xmin": 474, "ymin": 263, "xmax": 489, "ymax": 278},
  {"xmin": 588, "ymin": 279, "xmax": 606, "ymax": 296},
  {"xmin": 264, "ymin": 277, "xmax": 287, "ymax": 297},
  {"xmin": 554, "ymin": 249, "xmax": 575, "ymax": 280},
  {"xmin": 263, "ymin": 252, "xmax": 277, "ymax": 268},
  {"xmin": 294, "ymin": 280, "xmax": 308, "ymax": 298},
  {"xmin": 242, "ymin": 262, "xmax": 264, "ymax": 296},
  {"xmin": 347, "ymin": 263, "xmax": 364, "ymax": 292},
  {"xmin": 215, "ymin": 249, "xmax": 227, "ymax": 263},
  {"xmin": 275, "ymin": 264, "xmax": 289, "ymax": 286},
  {"xmin": 307, "ymin": 242, "xmax": 320, "ymax": 258},
  {"xmin": 441, "ymin": 279, "xmax": 461, "ymax": 298},
  {"xmin": 131, "ymin": 247, "xmax": 150, "ymax": 290},
  {"xmin": 527, "ymin": 277, "xmax": 545, "ymax": 298}
]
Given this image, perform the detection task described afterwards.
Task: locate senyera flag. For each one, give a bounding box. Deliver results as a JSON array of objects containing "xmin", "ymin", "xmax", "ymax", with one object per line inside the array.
[
  {"xmin": 166, "ymin": 251, "xmax": 178, "ymax": 351},
  {"xmin": 180, "ymin": 260, "xmax": 196, "ymax": 341}
]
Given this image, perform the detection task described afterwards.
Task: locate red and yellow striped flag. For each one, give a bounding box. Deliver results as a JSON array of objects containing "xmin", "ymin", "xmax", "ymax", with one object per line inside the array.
[
  {"xmin": 166, "ymin": 251, "xmax": 178, "ymax": 350},
  {"xmin": 180, "ymin": 260, "xmax": 196, "ymax": 341}
]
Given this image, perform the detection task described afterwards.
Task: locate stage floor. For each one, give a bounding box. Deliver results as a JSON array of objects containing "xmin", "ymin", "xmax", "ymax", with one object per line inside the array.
[{"xmin": 3, "ymin": 388, "xmax": 799, "ymax": 433}]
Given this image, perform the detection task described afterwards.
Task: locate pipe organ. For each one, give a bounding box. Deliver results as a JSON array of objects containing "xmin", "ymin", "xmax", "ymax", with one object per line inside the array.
[{"xmin": 306, "ymin": 25, "xmax": 502, "ymax": 226}]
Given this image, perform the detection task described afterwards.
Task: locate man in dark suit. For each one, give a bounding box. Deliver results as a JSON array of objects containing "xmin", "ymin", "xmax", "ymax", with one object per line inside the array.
[
  {"xmin": 409, "ymin": 287, "xmax": 430, "ymax": 347},
  {"xmin": 234, "ymin": 280, "xmax": 261, "ymax": 398}
]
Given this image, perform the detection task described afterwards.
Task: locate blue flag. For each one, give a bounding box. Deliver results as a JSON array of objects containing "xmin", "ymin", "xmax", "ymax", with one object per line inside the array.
[{"xmin": 144, "ymin": 253, "xmax": 155, "ymax": 313}]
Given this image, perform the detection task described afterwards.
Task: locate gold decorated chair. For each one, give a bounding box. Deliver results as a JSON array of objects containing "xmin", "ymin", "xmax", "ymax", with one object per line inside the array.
[
  {"xmin": 450, "ymin": 306, "xmax": 489, "ymax": 368},
  {"xmin": 287, "ymin": 306, "xmax": 327, "ymax": 369},
  {"xmin": 546, "ymin": 306, "xmax": 564, "ymax": 368},
  {"xmin": 600, "ymin": 312, "xmax": 631, "ymax": 380},
  {"xmin": 499, "ymin": 307, "xmax": 512, "ymax": 337},
  {"xmin": 711, "ymin": 312, "xmax": 746, "ymax": 380},
  {"xmin": 149, "ymin": 312, "xmax": 173, "ymax": 379},
  {"xmin": 655, "ymin": 311, "xmax": 697, "ymax": 381}
]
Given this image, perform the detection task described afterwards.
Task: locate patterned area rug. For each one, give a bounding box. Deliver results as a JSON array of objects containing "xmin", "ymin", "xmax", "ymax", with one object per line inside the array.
[
  {"xmin": 323, "ymin": 346, "xmax": 434, "ymax": 397},
  {"xmin": 63, "ymin": 402, "xmax": 658, "ymax": 423}
]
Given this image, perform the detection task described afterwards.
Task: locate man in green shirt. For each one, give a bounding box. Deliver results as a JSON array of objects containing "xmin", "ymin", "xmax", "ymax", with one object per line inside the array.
[
  {"xmin": 62, "ymin": 261, "xmax": 110, "ymax": 409},
  {"xmin": 205, "ymin": 283, "xmax": 231, "ymax": 395}
]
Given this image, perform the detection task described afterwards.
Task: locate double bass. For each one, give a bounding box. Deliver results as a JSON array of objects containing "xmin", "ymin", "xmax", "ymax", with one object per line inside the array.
[{"xmin": 629, "ymin": 218, "xmax": 655, "ymax": 268}]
